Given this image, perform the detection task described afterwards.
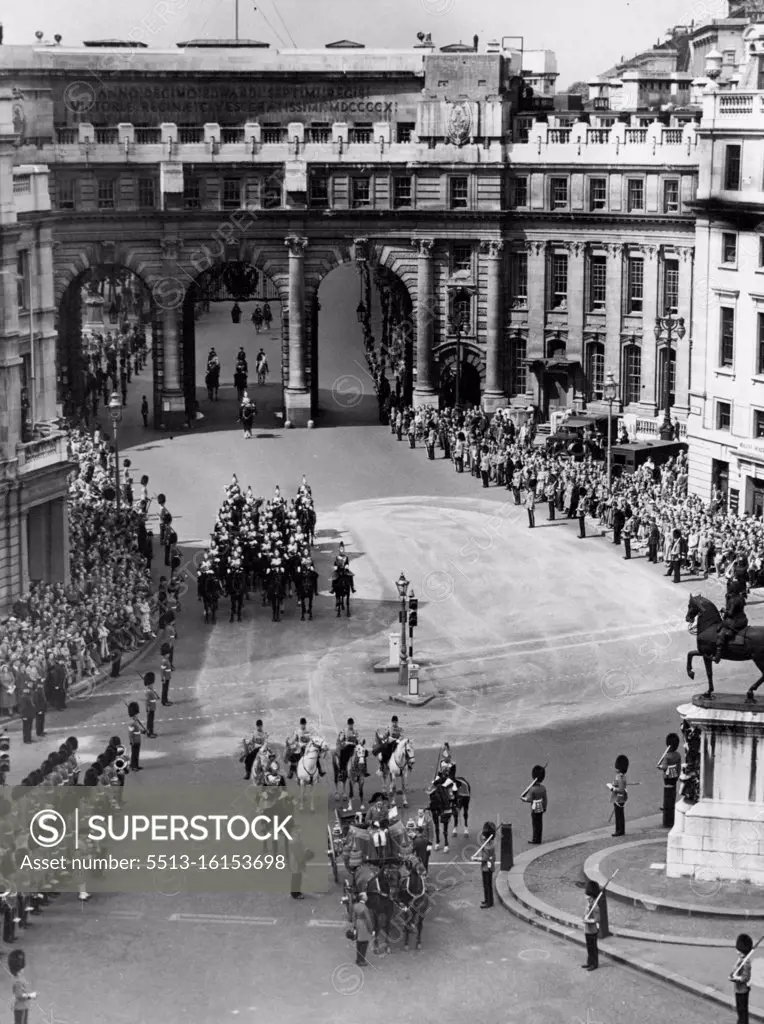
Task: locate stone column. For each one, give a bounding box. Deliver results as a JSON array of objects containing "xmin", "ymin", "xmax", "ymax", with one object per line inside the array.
[
  {"xmin": 674, "ymin": 246, "xmax": 694, "ymax": 419},
  {"xmin": 526, "ymin": 241, "xmax": 547, "ymax": 408},
  {"xmin": 158, "ymin": 237, "xmax": 185, "ymax": 429},
  {"xmin": 412, "ymin": 238, "xmax": 438, "ymax": 407},
  {"xmin": 638, "ymin": 244, "xmax": 659, "ymax": 417},
  {"xmin": 566, "ymin": 241, "xmax": 585, "ymax": 359},
  {"xmin": 605, "ymin": 242, "xmax": 624, "ymax": 380},
  {"xmin": 19, "ymin": 509, "xmax": 29, "ymax": 593},
  {"xmin": 481, "ymin": 239, "xmax": 506, "ymax": 411},
  {"xmin": 284, "ymin": 235, "xmax": 310, "ymax": 426}
]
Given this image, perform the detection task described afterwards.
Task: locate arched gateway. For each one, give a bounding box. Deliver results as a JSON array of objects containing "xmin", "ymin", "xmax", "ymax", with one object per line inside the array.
[{"xmin": 56, "ymin": 235, "xmax": 419, "ymax": 429}]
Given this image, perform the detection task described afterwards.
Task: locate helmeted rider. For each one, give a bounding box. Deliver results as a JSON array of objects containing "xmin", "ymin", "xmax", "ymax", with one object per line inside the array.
[
  {"xmin": 715, "ymin": 577, "xmax": 749, "ymax": 663},
  {"xmin": 206, "ymin": 348, "xmax": 220, "ymax": 373},
  {"xmin": 438, "ymin": 742, "xmax": 457, "ymax": 782},
  {"xmin": 287, "ymin": 717, "xmax": 325, "ymax": 778},
  {"xmin": 332, "ymin": 542, "xmax": 355, "ymax": 593}
]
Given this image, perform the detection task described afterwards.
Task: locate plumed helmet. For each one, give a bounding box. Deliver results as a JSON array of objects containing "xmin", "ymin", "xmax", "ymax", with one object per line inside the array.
[
  {"xmin": 481, "ymin": 821, "xmax": 496, "ymax": 838},
  {"xmin": 143, "ymin": 672, "xmax": 155, "ymax": 686},
  {"xmin": 665, "ymin": 733, "xmax": 680, "ymax": 752},
  {"xmin": 128, "ymin": 701, "xmax": 140, "ymax": 717},
  {"xmin": 347, "ymin": 718, "xmax": 354, "ymax": 726},
  {"xmin": 737, "ymin": 933, "xmax": 754, "ymax": 954},
  {"xmin": 532, "ymin": 764, "xmax": 546, "ymax": 783},
  {"xmin": 300, "ymin": 718, "xmax": 307, "ymax": 726},
  {"xmin": 585, "ymin": 880, "xmax": 600, "ymax": 898},
  {"xmin": 615, "ymin": 754, "xmax": 629, "ymax": 774},
  {"xmin": 7, "ymin": 949, "xmax": 25, "ymax": 975}
]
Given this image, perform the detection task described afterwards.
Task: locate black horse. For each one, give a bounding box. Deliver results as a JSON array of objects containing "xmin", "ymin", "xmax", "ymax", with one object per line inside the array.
[
  {"xmin": 428, "ymin": 781, "xmax": 455, "ymax": 852},
  {"xmin": 293, "ymin": 565, "xmax": 318, "ymax": 621},
  {"xmin": 226, "ymin": 568, "xmax": 246, "ymax": 623},
  {"xmin": 364, "ymin": 866, "xmax": 399, "ymax": 956},
  {"xmin": 451, "ymin": 777, "xmax": 471, "ymax": 838},
  {"xmin": 265, "ymin": 571, "xmax": 287, "ymax": 622},
  {"xmin": 686, "ymin": 593, "xmax": 764, "ymax": 700},
  {"xmin": 205, "ymin": 366, "xmax": 220, "ymax": 401},
  {"xmin": 331, "ymin": 568, "xmax": 353, "ymax": 618},
  {"xmin": 398, "ymin": 863, "xmax": 429, "ymax": 951},
  {"xmin": 197, "ymin": 573, "xmax": 220, "ymax": 624}
]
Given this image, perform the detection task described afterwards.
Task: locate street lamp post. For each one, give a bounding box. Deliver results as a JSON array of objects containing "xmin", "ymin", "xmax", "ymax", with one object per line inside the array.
[
  {"xmin": 603, "ymin": 370, "xmax": 618, "ymax": 491},
  {"xmin": 654, "ymin": 313, "xmax": 686, "ymax": 441},
  {"xmin": 108, "ymin": 391, "xmax": 123, "ymax": 513},
  {"xmin": 448, "ymin": 310, "xmax": 468, "ymax": 410},
  {"xmin": 395, "ymin": 571, "xmax": 410, "ymax": 688}
]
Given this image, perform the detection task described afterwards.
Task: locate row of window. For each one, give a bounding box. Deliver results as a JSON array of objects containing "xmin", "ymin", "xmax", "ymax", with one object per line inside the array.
[
  {"xmin": 510, "ymin": 176, "xmax": 682, "ymax": 215},
  {"xmin": 509, "ymin": 251, "xmax": 680, "ymax": 315},
  {"xmin": 714, "ymin": 400, "xmax": 764, "ymax": 437},
  {"xmin": 506, "ymin": 335, "xmax": 673, "ymax": 406}
]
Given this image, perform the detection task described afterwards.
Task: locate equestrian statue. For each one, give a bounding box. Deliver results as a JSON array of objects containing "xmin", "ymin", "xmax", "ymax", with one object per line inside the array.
[{"xmin": 686, "ymin": 580, "xmax": 764, "ymax": 700}]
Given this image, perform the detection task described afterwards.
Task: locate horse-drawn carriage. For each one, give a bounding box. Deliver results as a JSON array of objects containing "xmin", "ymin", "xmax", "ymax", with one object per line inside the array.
[{"xmin": 327, "ymin": 799, "xmax": 429, "ymax": 953}]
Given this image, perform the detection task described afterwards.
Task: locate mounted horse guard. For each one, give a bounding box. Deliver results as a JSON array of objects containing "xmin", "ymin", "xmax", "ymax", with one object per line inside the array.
[
  {"xmin": 433, "ymin": 742, "xmax": 471, "ymax": 838},
  {"xmin": 330, "ymin": 543, "xmax": 355, "ymax": 618},
  {"xmin": 373, "ymin": 733, "xmax": 415, "ymax": 808},
  {"xmin": 293, "ymin": 556, "xmax": 319, "ymax": 621},
  {"xmin": 197, "ymin": 560, "xmax": 220, "ymax": 623},
  {"xmin": 333, "ymin": 719, "xmax": 370, "ymax": 804},
  {"xmin": 686, "ymin": 591, "xmax": 764, "ymax": 700}
]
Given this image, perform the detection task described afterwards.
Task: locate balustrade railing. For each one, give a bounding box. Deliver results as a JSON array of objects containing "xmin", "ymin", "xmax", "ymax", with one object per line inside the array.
[
  {"xmin": 135, "ymin": 127, "xmax": 161, "ymax": 144},
  {"xmin": 55, "ymin": 128, "xmax": 78, "ymax": 145},
  {"xmin": 547, "ymin": 128, "xmax": 571, "ymax": 144},
  {"xmin": 624, "ymin": 128, "xmax": 647, "ymax": 144},
  {"xmin": 307, "ymin": 128, "xmax": 332, "ymax": 144},
  {"xmin": 587, "ymin": 129, "xmax": 610, "ymax": 144},
  {"xmin": 94, "ymin": 128, "xmax": 118, "ymax": 145},
  {"xmin": 349, "ymin": 128, "xmax": 372, "ymax": 144},
  {"xmin": 221, "ymin": 128, "xmax": 245, "ymax": 144},
  {"xmin": 178, "ymin": 127, "xmax": 204, "ymax": 144}
]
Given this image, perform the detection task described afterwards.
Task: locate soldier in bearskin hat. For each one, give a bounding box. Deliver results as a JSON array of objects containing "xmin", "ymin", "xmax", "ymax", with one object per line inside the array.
[
  {"xmin": 730, "ymin": 933, "xmax": 754, "ymax": 1023},
  {"xmin": 582, "ymin": 880, "xmax": 601, "ymax": 970},
  {"xmin": 521, "ymin": 765, "xmax": 548, "ymax": 845},
  {"xmin": 607, "ymin": 754, "xmax": 629, "ymax": 837},
  {"xmin": 657, "ymin": 733, "xmax": 682, "ymax": 828},
  {"xmin": 8, "ymin": 948, "xmax": 37, "ymax": 1021}
]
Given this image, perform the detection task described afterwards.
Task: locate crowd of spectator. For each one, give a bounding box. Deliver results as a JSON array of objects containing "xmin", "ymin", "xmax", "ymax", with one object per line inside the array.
[
  {"xmin": 389, "ymin": 402, "xmax": 764, "ymax": 594},
  {"xmin": 0, "ymin": 424, "xmax": 167, "ymax": 721}
]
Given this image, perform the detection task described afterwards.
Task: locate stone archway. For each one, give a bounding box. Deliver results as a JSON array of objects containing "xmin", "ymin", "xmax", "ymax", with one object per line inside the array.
[
  {"xmin": 55, "ymin": 251, "xmax": 155, "ymax": 419},
  {"xmin": 309, "ymin": 239, "xmax": 415, "ymax": 424}
]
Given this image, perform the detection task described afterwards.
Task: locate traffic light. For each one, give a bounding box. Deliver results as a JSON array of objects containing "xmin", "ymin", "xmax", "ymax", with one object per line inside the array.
[
  {"xmin": 408, "ymin": 597, "xmax": 419, "ymax": 629},
  {"xmin": 0, "ymin": 732, "xmax": 9, "ymax": 777}
]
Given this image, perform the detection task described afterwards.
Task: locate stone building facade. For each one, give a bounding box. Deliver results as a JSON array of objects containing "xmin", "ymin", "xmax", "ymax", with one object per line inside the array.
[
  {"xmin": 0, "ymin": 90, "xmax": 71, "ymax": 612},
  {"xmin": 1, "ymin": 36, "xmax": 704, "ymax": 432}
]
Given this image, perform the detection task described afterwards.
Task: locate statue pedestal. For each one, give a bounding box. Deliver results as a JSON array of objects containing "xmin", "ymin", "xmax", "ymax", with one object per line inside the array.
[{"xmin": 667, "ymin": 697, "xmax": 764, "ymax": 885}]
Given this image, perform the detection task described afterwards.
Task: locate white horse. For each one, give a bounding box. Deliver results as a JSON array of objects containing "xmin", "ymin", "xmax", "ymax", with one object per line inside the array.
[
  {"xmin": 296, "ymin": 736, "xmax": 329, "ymax": 811},
  {"xmin": 381, "ymin": 737, "xmax": 415, "ymax": 807}
]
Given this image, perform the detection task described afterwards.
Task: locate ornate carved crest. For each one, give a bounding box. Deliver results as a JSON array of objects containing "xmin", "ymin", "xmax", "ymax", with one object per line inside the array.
[
  {"xmin": 284, "ymin": 235, "xmax": 308, "ymax": 257},
  {"xmin": 412, "ymin": 238, "xmax": 435, "ymax": 257},
  {"xmin": 447, "ymin": 102, "xmax": 471, "ymax": 147},
  {"xmin": 608, "ymin": 243, "xmax": 625, "ymax": 259},
  {"xmin": 525, "ymin": 240, "xmax": 546, "ymax": 257},
  {"xmin": 640, "ymin": 244, "xmax": 658, "ymax": 259},
  {"xmin": 354, "ymin": 238, "xmax": 370, "ymax": 263},
  {"xmin": 160, "ymin": 237, "xmax": 182, "ymax": 261},
  {"xmin": 480, "ymin": 240, "xmax": 504, "ymax": 259}
]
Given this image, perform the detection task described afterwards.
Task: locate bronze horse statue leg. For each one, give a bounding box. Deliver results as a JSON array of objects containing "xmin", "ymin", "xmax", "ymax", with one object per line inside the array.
[{"xmin": 687, "ymin": 650, "xmax": 715, "ymax": 698}]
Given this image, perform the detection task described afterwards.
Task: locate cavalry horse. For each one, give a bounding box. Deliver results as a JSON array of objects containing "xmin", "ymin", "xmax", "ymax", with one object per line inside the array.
[
  {"xmin": 331, "ymin": 568, "xmax": 353, "ymax": 618},
  {"xmin": 226, "ymin": 567, "xmax": 247, "ymax": 623},
  {"xmin": 398, "ymin": 860, "xmax": 429, "ymax": 951},
  {"xmin": 428, "ymin": 779, "xmax": 456, "ymax": 852},
  {"xmin": 295, "ymin": 737, "xmax": 329, "ymax": 811},
  {"xmin": 354, "ymin": 859, "xmax": 429, "ymax": 954},
  {"xmin": 205, "ymin": 366, "xmax": 220, "ymax": 401},
  {"xmin": 296, "ymin": 503, "xmax": 316, "ymax": 546},
  {"xmin": 197, "ymin": 573, "xmax": 220, "ymax": 624},
  {"xmin": 686, "ymin": 593, "xmax": 764, "ymax": 700},
  {"xmin": 333, "ymin": 741, "xmax": 369, "ymax": 804},
  {"xmin": 375, "ymin": 736, "xmax": 415, "ymax": 808},
  {"xmin": 265, "ymin": 571, "xmax": 287, "ymax": 622},
  {"xmin": 293, "ymin": 564, "xmax": 318, "ymax": 621}
]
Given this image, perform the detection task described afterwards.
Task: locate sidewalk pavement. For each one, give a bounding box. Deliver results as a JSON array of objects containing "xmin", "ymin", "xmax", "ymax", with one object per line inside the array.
[{"xmin": 497, "ymin": 814, "xmax": 764, "ymax": 1022}]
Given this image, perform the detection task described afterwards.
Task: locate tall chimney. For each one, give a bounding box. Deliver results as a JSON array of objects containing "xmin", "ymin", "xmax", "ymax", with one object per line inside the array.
[{"xmin": 473, "ymin": 34, "xmax": 478, "ymax": 52}]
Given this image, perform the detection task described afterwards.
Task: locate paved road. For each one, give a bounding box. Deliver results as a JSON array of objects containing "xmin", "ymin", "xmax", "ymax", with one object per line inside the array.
[{"xmin": 3, "ymin": 303, "xmax": 750, "ymax": 1022}]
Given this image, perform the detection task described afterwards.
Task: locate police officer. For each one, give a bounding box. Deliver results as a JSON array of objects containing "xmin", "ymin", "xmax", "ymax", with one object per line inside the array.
[
  {"xmin": 19, "ymin": 686, "xmax": 34, "ymax": 744},
  {"xmin": 33, "ymin": 679, "xmax": 46, "ymax": 738},
  {"xmin": 657, "ymin": 733, "xmax": 682, "ymax": 828},
  {"xmin": 144, "ymin": 672, "xmax": 159, "ymax": 738}
]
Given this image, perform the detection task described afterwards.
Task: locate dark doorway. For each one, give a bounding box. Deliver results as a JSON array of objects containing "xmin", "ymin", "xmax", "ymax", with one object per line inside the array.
[
  {"xmin": 543, "ymin": 371, "xmax": 569, "ymax": 418},
  {"xmin": 752, "ymin": 478, "xmax": 764, "ymax": 518},
  {"xmin": 712, "ymin": 458, "xmax": 729, "ymax": 504},
  {"xmin": 440, "ymin": 360, "xmax": 482, "ymax": 409}
]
